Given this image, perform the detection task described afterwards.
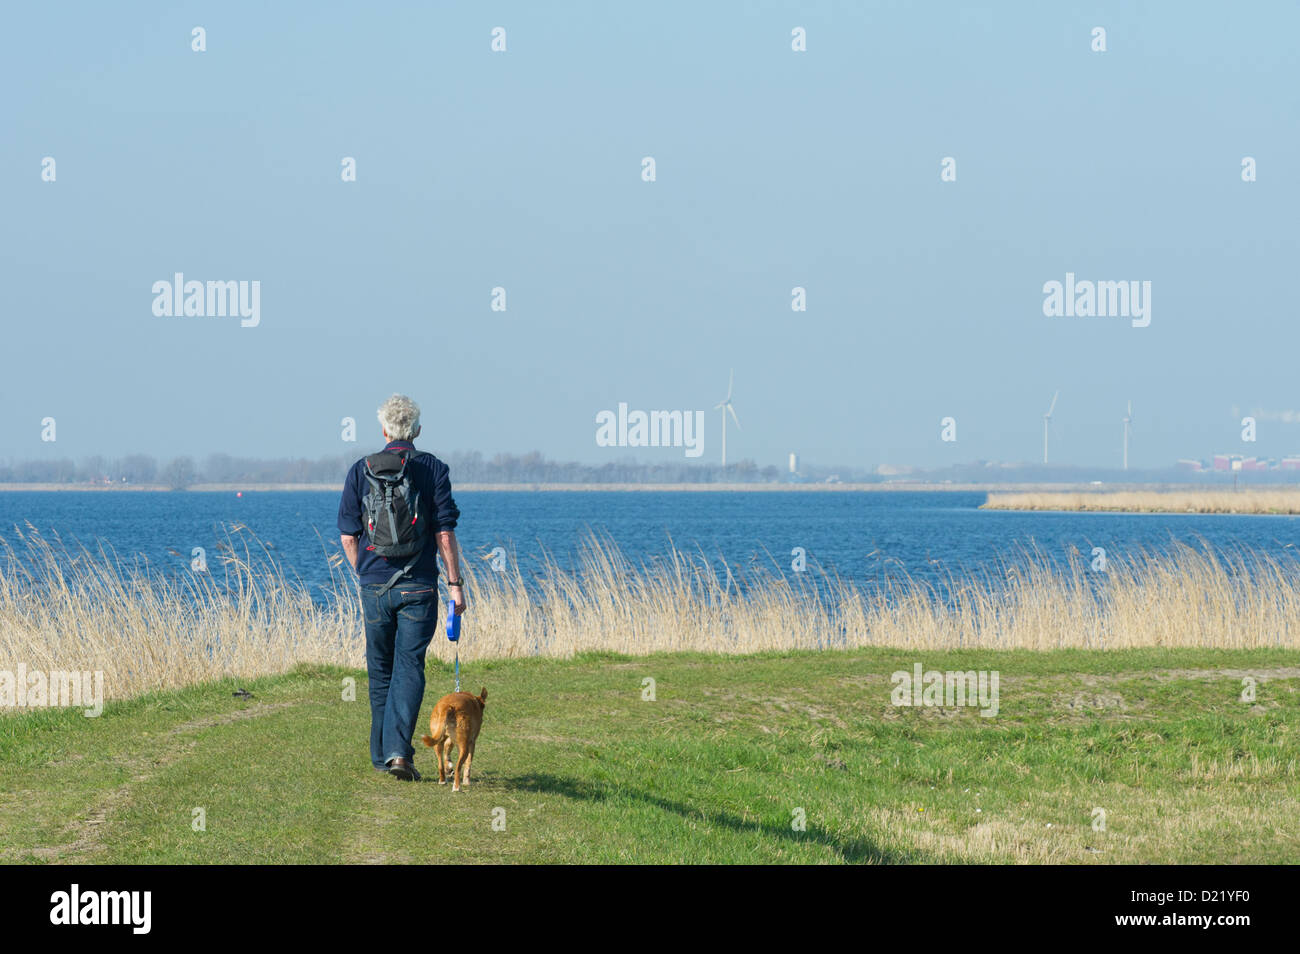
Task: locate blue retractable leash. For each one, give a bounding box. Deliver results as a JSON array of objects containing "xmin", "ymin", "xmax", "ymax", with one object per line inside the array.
[{"xmin": 446, "ymin": 598, "xmax": 461, "ymax": 692}]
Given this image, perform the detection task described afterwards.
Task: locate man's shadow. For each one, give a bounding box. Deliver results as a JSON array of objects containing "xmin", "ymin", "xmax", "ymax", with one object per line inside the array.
[{"xmin": 504, "ymin": 772, "xmax": 919, "ymax": 864}]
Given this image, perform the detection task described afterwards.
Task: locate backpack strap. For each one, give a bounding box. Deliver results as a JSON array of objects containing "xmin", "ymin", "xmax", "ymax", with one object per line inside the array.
[{"xmin": 376, "ymin": 555, "xmax": 419, "ymax": 596}]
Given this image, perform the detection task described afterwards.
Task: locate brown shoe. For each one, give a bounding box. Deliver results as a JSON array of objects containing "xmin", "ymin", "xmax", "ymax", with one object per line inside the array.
[{"xmin": 387, "ymin": 758, "xmax": 421, "ymax": 782}]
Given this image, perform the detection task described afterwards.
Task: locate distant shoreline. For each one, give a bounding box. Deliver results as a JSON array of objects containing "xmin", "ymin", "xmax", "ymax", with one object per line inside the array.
[
  {"xmin": 0, "ymin": 481, "xmax": 1292, "ymax": 494},
  {"xmin": 984, "ymin": 489, "xmax": 1300, "ymax": 515}
]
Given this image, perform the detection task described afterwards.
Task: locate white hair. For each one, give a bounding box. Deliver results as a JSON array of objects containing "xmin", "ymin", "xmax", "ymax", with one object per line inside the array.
[{"xmin": 377, "ymin": 394, "xmax": 421, "ymax": 441}]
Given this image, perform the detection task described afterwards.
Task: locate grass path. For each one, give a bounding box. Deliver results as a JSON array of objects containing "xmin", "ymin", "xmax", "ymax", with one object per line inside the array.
[{"xmin": 2, "ymin": 649, "xmax": 1297, "ymax": 864}]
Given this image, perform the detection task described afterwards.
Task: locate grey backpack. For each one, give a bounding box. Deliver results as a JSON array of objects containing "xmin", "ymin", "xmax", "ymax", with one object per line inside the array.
[{"xmin": 362, "ymin": 450, "xmax": 427, "ymax": 590}]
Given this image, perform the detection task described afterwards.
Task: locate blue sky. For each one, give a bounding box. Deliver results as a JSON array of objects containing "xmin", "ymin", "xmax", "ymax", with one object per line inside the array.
[{"xmin": 2, "ymin": 1, "xmax": 1297, "ymax": 470}]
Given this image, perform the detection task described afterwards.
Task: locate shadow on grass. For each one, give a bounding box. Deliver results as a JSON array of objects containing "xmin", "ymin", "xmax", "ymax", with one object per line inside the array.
[{"xmin": 505, "ymin": 772, "xmax": 919, "ymax": 864}]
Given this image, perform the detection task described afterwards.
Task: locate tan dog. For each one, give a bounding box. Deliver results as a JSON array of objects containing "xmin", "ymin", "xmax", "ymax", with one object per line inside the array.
[{"xmin": 421, "ymin": 687, "xmax": 487, "ymax": 791}]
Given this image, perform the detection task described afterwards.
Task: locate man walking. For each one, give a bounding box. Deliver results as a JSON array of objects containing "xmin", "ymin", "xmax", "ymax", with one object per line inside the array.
[{"xmin": 338, "ymin": 394, "xmax": 466, "ymax": 781}]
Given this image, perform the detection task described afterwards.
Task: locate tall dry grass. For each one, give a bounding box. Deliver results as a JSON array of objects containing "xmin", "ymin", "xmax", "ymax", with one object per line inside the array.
[
  {"xmin": 983, "ymin": 490, "xmax": 1300, "ymax": 514},
  {"xmin": 0, "ymin": 525, "xmax": 361, "ymax": 705},
  {"xmin": 1, "ymin": 525, "xmax": 1297, "ymax": 706}
]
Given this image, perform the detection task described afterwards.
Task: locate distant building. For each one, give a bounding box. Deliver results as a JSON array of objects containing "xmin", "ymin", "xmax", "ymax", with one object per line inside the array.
[
  {"xmin": 1176, "ymin": 459, "xmax": 1203, "ymax": 472},
  {"xmin": 788, "ymin": 453, "xmax": 799, "ymax": 474},
  {"xmin": 1213, "ymin": 454, "xmax": 1231, "ymax": 471},
  {"xmin": 1282, "ymin": 457, "xmax": 1300, "ymax": 471}
]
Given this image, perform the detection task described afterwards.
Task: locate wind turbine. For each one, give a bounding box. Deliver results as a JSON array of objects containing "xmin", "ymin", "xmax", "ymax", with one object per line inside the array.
[
  {"xmin": 715, "ymin": 370, "xmax": 741, "ymax": 468},
  {"xmin": 1042, "ymin": 390, "xmax": 1059, "ymax": 465},
  {"xmin": 1122, "ymin": 400, "xmax": 1133, "ymax": 470}
]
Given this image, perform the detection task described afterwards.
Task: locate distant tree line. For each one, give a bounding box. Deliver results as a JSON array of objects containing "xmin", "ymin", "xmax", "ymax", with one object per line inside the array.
[
  {"xmin": 4, "ymin": 452, "xmax": 1285, "ymax": 489},
  {"xmin": 0, "ymin": 451, "xmax": 784, "ymax": 488}
]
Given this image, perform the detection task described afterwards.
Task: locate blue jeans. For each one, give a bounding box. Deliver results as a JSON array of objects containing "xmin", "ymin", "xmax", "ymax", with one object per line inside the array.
[{"xmin": 360, "ymin": 581, "xmax": 439, "ymax": 769}]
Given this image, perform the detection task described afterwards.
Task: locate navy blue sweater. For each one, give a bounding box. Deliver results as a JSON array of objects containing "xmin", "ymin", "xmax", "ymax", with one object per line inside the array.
[{"xmin": 337, "ymin": 440, "xmax": 460, "ymax": 586}]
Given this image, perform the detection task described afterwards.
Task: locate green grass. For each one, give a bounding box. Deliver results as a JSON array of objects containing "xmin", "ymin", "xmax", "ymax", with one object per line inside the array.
[{"xmin": 2, "ymin": 649, "xmax": 1297, "ymax": 864}]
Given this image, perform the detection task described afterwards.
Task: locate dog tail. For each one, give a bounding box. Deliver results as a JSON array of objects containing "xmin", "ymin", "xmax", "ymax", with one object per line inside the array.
[
  {"xmin": 426, "ymin": 712, "xmax": 452, "ymax": 748},
  {"xmin": 422, "ymin": 705, "xmax": 451, "ymax": 747}
]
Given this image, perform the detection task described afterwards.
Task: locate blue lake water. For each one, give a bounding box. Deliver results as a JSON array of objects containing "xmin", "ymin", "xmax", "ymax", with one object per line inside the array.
[{"xmin": 2, "ymin": 490, "xmax": 1299, "ymax": 596}]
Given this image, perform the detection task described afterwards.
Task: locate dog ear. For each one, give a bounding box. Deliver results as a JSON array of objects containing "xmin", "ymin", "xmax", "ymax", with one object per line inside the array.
[{"xmin": 479, "ymin": 687, "xmax": 488, "ymax": 705}]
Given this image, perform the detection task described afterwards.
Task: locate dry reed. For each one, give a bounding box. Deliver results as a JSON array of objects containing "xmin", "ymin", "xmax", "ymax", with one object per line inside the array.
[{"xmin": 2, "ymin": 524, "xmax": 1297, "ymax": 706}]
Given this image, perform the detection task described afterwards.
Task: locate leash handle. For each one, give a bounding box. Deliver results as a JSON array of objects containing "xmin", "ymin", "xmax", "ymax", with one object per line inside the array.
[
  {"xmin": 446, "ymin": 598, "xmax": 460, "ymax": 641},
  {"xmin": 446, "ymin": 597, "xmax": 461, "ymax": 692}
]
